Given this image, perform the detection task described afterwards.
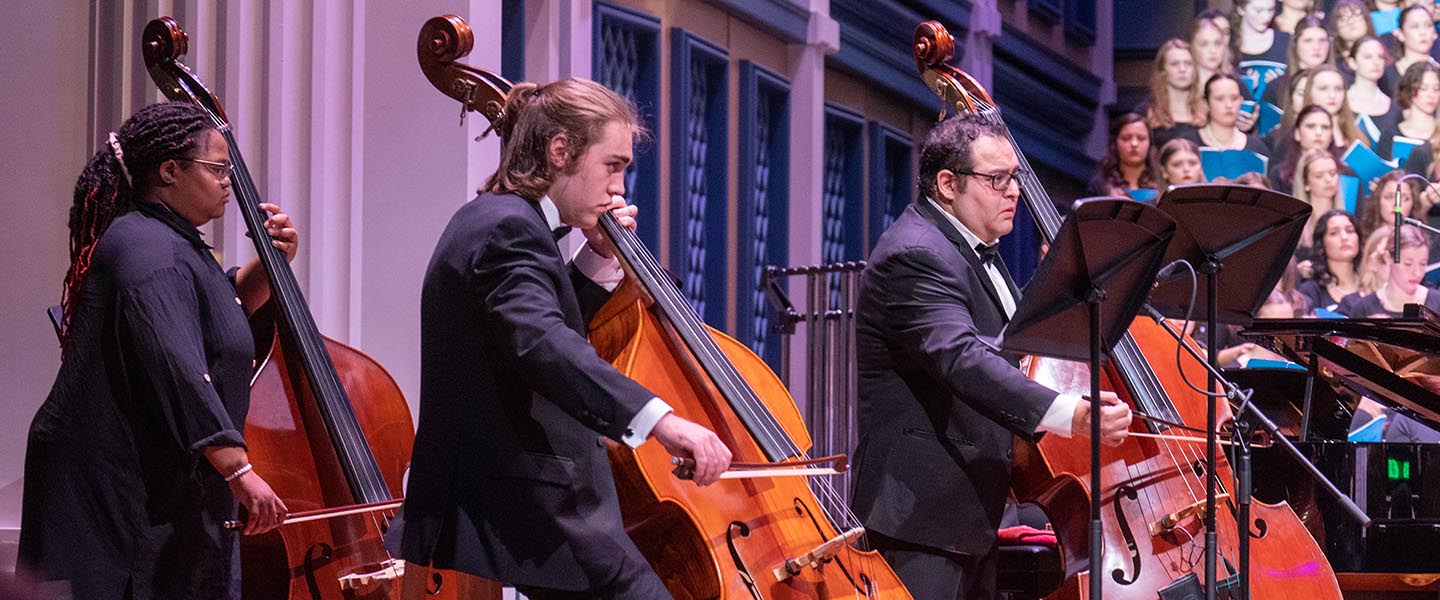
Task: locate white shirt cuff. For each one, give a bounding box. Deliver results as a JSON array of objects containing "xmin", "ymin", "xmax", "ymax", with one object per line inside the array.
[
  {"xmin": 1038, "ymin": 392, "xmax": 1081, "ymax": 437},
  {"xmin": 621, "ymin": 397, "xmax": 673, "ymax": 448},
  {"xmin": 573, "ymin": 244, "xmax": 625, "ymax": 291}
]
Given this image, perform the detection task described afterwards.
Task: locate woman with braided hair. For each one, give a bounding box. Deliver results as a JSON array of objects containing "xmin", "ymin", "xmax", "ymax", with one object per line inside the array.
[{"xmin": 18, "ymin": 102, "xmax": 297, "ymax": 599}]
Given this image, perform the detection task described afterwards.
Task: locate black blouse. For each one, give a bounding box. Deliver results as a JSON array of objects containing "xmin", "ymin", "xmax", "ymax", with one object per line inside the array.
[
  {"xmin": 18, "ymin": 201, "xmax": 255, "ymax": 599},
  {"xmin": 1297, "ymin": 278, "xmax": 1341, "ymax": 314},
  {"xmin": 1337, "ymin": 288, "xmax": 1440, "ymax": 317},
  {"xmin": 1178, "ymin": 128, "xmax": 1273, "ymax": 170},
  {"xmin": 1240, "ymin": 31, "xmax": 1292, "ymax": 66}
]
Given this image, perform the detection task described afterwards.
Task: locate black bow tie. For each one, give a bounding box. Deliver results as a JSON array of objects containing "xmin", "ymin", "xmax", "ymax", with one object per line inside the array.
[
  {"xmin": 552, "ymin": 225, "xmax": 573, "ymax": 242},
  {"xmin": 974, "ymin": 242, "xmax": 1000, "ymax": 266}
]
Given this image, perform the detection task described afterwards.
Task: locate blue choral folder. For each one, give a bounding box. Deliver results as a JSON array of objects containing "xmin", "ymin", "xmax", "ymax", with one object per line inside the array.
[
  {"xmin": 1391, "ymin": 135, "xmax": 1425, "ymax": 166},
  {"xmin": 1257, "ymin": 102, "xmax": 1284, "ymax": 138},
  {"xmin": 1341, "ymin": 141, "xmax": 1398, "ymax": 190},
  {"xmin": 1357, "ymin": 114, "xmax": 1383, "ymax": 148},
  {"xmin": 1372, "ymin": 8, "xmax": 1402, "ymax": 36},
  {"xmin": 1199, "ymin": 147, "xmax": 1268, "ymax": 181},
  {"xmin": 1127, "ymin": 188, "xmax": 1158, "ymax": 202},
  {"xmin": 1340, "ymin": 174, "xmax": 1362, "ymax": 214}
]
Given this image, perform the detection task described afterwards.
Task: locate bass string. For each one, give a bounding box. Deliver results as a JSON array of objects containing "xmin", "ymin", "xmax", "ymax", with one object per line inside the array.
[
  {"xmin": 601, "ymin": 213, "xmax": 869, "ymax": 534},
  {"xmin": 970, "ymin": 94, "xmax": 1208, "ymax": 497},
  {"xmin": 601, "ymin": 214, "xmax": 797, "ymax": 460},
  {"xmin": 211, "ymin": 113, "xmax": 391, "ymax": 501}
]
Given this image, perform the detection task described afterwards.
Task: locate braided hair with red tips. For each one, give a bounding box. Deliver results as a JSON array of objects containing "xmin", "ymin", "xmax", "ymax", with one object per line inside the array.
[{"xmin": 61, "ymin": 102, "xmax": 215, "ymax": 345}]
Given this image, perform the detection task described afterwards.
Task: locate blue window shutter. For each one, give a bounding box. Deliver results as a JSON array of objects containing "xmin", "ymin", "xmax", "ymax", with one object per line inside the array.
[
  {"xmin": 1029, "ymin": 0, "xmax": 1062, "ymax": 23},
  {"xmin": 822, "ymin": 104, "xmax": 865, "ymax": 307},
  {"xmin": 502, "ymin": 0, "xmax": 525, "ymax": 81},
  {"xmin": 867, "ymin": 123, "xmax": 913, "ymax": 254},
  {"xmin": 738, "ymin": 61, "xmax": 790, "ymax": 368},
  {"xmin": 593, "ymin": 3, "xmax": 662, "ymax": 248},
  {"xmin": 670, "ymin": 30, "xmax": 729, "ymax": 326},
  {"xmin": 1065, "ymin": 0, "xmax": 1097, "ymax": 46}
]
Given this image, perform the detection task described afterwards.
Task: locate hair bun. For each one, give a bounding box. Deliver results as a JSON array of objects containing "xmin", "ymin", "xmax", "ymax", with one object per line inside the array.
[{"xmin": 488, "ymin": 82, "xmax": 539, "ymax": 141}]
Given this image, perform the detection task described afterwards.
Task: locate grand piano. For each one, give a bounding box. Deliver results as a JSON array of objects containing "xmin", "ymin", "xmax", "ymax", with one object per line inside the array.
[{"xmin": 1241, "ymin": 305, "xmax": 1440, "ymax": 593}]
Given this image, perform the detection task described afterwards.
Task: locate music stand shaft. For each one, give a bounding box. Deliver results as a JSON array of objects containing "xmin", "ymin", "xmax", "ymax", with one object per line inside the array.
[
  {"xmin": 1205, "ymin": 270, "xmax": 1220, "ymax": 600},
  {"xmin": 1089, "ymin": 298, "xmax": 1103, "ymax": 600}
]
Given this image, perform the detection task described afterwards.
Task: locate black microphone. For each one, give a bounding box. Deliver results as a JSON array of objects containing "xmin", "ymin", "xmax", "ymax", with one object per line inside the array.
[
  {"xmin": 1152, "ymin": 259, "xmax": 1191, "ymax": 288},
  {"xmin": 1396, "ymin": 182, "xmax": 1405, "ymax": 263},
  {"xmin": 1395, "ymin": 174, "xmax": 1431, "ymax": 262}
]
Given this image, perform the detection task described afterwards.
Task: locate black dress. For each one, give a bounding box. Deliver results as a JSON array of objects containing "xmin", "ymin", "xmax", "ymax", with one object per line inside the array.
[
  {"xmin": 18, "ymin": 202, "xmax": 255, "ymax": 600},
  {"xmin": 1152, "ymin": 123, "xmax": 1201, "ymax": 152},
  {"xmin": 1374, "ymin": 115, "xmax": 1429, "ymax": 163},
  {"xmin": 1240, "ymin": 31, "xmax": 1291, "ymax": 100},
  {"xmin": 1240, "ymin": 31, "xmax": 1291, "ymax": 66},
  {"xmin": 1358, "ymin": 103, "xmax": 1402, "ymax": 153}
]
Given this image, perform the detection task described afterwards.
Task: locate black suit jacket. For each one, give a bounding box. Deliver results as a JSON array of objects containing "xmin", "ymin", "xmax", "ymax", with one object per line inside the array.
[
  {"xmin": 392, "ymin": 193, "xmax": 655, "ymax": 590},
  {"xmin": 850, "ymin": 200, "xmax": 1058, "ymax": 556}
]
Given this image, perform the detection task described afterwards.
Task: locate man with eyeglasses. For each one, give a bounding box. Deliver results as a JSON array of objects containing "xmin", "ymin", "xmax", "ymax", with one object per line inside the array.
[{"xmin": 850, "ymin": 112, "xmax": 1132, "ymax": 600}]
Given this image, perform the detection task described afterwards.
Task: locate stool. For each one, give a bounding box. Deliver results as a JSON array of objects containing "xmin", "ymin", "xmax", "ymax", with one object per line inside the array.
[
  {"xmin": 996, "ymin": 503, "xmax": 1064, "ymax": 600},
  {"xmin": 996, "ymin": 533, "xmax": 1063, "ymax": 599}
]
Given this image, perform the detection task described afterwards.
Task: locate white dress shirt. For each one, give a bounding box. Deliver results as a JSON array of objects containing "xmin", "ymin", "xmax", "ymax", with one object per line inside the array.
[
  {"xmin": 925, "ymin": 197, "xmax": 1080, "ymax": 437},
  {"xmin": 538, "ymin": 196, "xmax": 672, "ymax": 447}
]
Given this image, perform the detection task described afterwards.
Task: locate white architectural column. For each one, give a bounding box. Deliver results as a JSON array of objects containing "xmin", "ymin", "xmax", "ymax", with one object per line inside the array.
[
  {"xmin": 0, "ymin": 0, "xmax": 92, "ymax": 542},
  {"xmin": 305, "ymin": 0, "xmax": 361, "ymax": 339},
  {"xmin": 962, "ymin": 0, "xmax": 1003, "ymax": 91},
  {"xmin": 526, "ymin": 0, "xmax": 593, "ymax": 81},
  {"xmin": 217, "ymin": 1, "xmax": 269, "ymax": 267},
  {"xmin": 785, "ymin": 0, "xmax": 840, "ymax": 410},
  {"xmin": 354, "ymin": 0, "xmax": 503, "ymax": 412},
  {"xmin": 466, "ymin": 1, "xmax": 506, "ymax": 203},
  {"xmin": 265, "ymin": 0, "xmax": 319, "ymax": 327}
]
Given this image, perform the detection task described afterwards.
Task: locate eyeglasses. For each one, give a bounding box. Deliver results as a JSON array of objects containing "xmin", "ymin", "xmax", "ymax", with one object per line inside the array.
[
  {"xmin": 955, "ymin": 169, "xmax": 1026, "ymax": 191},
  {"xmin": 180, "ymin": 157, "xmax": 234, "ymax": 179},
  {"xmin": 1336, "ymin": 12, "xmax": 1363, "ymax": 23}
]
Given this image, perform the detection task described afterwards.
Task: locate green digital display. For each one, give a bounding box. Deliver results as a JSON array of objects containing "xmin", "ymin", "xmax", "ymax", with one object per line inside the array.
[{"xmin": 1388, "ymin": 457, "xmax": 1413, "ymax": 481}]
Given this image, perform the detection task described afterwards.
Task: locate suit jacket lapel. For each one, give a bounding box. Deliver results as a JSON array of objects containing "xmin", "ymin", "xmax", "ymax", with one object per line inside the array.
[
  {"xmin": 913, "ymin": 200, "xmax": 1011, "ymax": 322},
  {"xmin": 513, "ymin": 197, "xmax": 588, "ymax": 334}
]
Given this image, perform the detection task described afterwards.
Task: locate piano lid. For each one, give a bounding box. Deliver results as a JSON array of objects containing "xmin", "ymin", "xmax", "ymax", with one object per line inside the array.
[
  {"xmin": 1244, "ymin": 304, "xmax": 1440, "ymax": 354},
  {"xmin": 1243, "ymin": 304, "xmax": 1440, "ymax": 430}
]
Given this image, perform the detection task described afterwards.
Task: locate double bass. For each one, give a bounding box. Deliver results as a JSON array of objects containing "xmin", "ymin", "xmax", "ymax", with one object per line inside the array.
[
  {"xmin": 909, "ymin": 21, "xmax": 1340, "ymax": 600},
  {"xmin": 416, "ymin": 14, "xmax": 912, "ymax": 599},
  {"xmin": 141, "ymin": 17, "xmax": 498, "ymax": 600}
]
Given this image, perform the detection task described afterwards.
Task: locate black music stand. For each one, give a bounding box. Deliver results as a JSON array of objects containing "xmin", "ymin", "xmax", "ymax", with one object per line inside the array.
[
  {"xmin": 1149, "ymin": 184, "xmax": 1309, "ymax": 326},
  {"xmin": 1148, "ymin": 184, "xmax": 1310, "ymax": 600},
  {"xmin": 1001, "ymin": 198, "xmax": 1176, "ymax": 600}
]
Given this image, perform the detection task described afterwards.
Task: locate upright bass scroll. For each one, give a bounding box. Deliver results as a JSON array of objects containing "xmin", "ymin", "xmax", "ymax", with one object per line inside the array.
[
  {"xmin": 911, "ymin": 22, "xmax": 991, "ymax": 117},
  {"xmin": 417, "ymin": 15, "xmax": 509, "ymax": 126}
]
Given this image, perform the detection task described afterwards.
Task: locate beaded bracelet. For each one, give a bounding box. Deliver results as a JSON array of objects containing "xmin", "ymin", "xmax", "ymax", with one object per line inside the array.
[{"xmin": 224, "ymin": 463, "xmax": 254, "ymax": 482}]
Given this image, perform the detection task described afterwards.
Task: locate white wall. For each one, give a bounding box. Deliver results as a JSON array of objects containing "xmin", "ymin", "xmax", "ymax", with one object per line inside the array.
[
  {"xmin": 355, "ymin": 0, "xmax": 503, "ymax": 422},
  {"xmin": 0, "ymin": 0, "xmax": 93, "ymax": 534}
]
